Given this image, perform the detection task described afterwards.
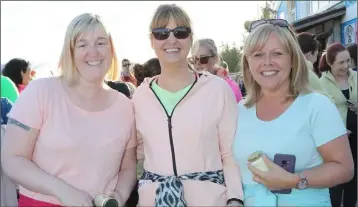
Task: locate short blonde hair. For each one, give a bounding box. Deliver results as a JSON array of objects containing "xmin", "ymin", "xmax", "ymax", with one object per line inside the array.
[
  {"xmin": 150, "ymin": 4, "xmax": 193, "ymax": 43},
  {"xmin": 242, "ymin": 24, "xmax": 309, "ymax": 108},
  {"xmin": 58, "ymin": 13, "xmax": 119, "ymax": 86}
]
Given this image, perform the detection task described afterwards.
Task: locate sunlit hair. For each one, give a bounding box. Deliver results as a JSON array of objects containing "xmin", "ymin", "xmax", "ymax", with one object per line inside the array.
[
  {"xmin": 191, "ymin": 38, "xmax": 221, "ymax": 64},
  {"xmin": 58, "ymin": 13, "xmax": 119, "ymax": 86},
  {"xmin": 150, "ymin": 4, "xmax": 193, "ymax": 44},
  {"xmin": 241, "ymin": 23, "xmax": 309, "ymax": 108}
]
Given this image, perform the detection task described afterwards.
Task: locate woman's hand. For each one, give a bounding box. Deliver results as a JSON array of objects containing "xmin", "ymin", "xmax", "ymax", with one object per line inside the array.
[
  {"xmin": 247, "ymin": 155, "xmax": 298, "ymax": 190},
  {"xmin": 104, "ymin": 190, "xmax": 123, "ymax": 206},
  {"xmin": 54, "ymin": 183, "xmax": 93, "ymax": 207},
  {"xmin": 348, "ymin": 101, "xmax": 357, "ymax": 114}
]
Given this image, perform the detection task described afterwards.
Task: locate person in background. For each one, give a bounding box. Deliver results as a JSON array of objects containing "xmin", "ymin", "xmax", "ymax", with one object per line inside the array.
[
  {"xmin": 216, "ymin": 62, "xmax": 243, "ymax": 103},
  {"xmin": 133, "ymin": 57, "xmax": 161, "ymax": 87},
  {"xmin": 347, "ymin": 43, "xmax": 357, "ymax": 71},
  {"xmin": 296, "ymin": 32, "xmax": 327, "ymax": 94},
  {"xmin": 191, "ymin": 39, "xmax": 243, "ymax": 102},
  {"xmin": 1, "ymin": 75, "xmax": 19, "ymax": 103},
  {"xmin": 234, "ymin": 19, "xmax": 353, "ymax": 206},
  {"xmin": 319, "ymin": 43, "xmax": 357, "ymax": 207},
  {"xmin": 120, "ymin": 58, "xmax": 137, "ymax": 86},
  {"xmin": 1, "ymin": 13, "xmax": 137, "ymax": 207},
  {"xmin": 1, "ymin": 97, "xmax": 13, "ymax": 125},
  {"xmin": 106, "ymin": 80, "xmax": 131, "ymax": 99},
  {"xmin": 133, "ymin": 4, "xmax": 244, "ymax": 206},
  {"xmin": 2, "ymin": 58, "xmax": 33, "ymax": 93},
  {"xmin": 190, "ymin": 38, "xmax": 219, "ymax": 74}
]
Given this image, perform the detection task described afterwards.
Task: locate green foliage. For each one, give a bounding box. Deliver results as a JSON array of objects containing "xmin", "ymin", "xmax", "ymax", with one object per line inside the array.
[
  {"xmin": 243, "ymin": 1, "xmax": 277, "ymax": 33},
  {"xmin": 219, "ymin": 42, "xmax": 243, "ymax": 73}
]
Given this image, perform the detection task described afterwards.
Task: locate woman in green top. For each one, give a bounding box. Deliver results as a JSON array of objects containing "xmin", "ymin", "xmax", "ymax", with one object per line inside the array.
[{"xmin": 1, "ymin": 75, "xmax": 19, "ymax": 103}]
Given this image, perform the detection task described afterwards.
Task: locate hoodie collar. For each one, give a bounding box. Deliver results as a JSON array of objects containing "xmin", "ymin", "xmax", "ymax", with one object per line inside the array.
[
  {"xmin": 321, "ymin": 69, "xmax": 355, "ymax": 84},
  {"xmin": 136, "ymin": 71, "xmax": 215, "ymax": 102}
]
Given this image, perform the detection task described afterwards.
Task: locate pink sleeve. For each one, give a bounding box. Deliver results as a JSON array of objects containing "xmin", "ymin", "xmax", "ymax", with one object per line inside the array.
[
  {"xmin": 226, "ymin": 78, "xmax": 242, "ymax": 103},
  {"xmin": 218, "ymin": 81, "xmax": 244, "ymax": 201},
  {"xmin": 7, "ymin": 79, "xmax": 45, "ymax": 130}
]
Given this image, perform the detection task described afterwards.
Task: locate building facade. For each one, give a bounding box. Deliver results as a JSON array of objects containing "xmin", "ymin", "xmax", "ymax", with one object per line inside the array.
[{"xmin": 275, "ymin": 1, "xmax": 357, "ymax": 50}]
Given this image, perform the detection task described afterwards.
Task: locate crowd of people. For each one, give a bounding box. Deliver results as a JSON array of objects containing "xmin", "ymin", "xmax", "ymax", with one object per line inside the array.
[{"xmin": 0, "ymin": 3, "xmax": 357, "ymax": 207}]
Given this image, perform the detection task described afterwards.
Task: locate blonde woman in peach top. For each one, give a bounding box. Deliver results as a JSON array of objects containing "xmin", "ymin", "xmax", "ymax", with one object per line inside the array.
[
  {"xmin": 132, "ymin": 4, "xmax": 244, "ymax": 206},
  {"xmin": 1, "ymin": 13, "xmax": 136, "ymax": 206}
]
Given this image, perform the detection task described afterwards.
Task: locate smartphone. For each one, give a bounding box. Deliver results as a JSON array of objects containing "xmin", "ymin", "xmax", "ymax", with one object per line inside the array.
[{"xmin": 271, "ymin": 154, "xmax": 296, "ymax": 194}]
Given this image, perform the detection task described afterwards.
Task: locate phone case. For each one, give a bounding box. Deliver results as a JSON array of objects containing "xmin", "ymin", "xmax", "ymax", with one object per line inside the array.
[{"xmin": 271, "ymin": 154, "xmax": 296, "ymax": 194}]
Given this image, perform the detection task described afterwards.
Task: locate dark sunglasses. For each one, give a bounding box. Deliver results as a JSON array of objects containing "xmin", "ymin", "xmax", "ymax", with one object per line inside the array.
[
  {"xmin": 122, "ymin": 63, "xmax": 131, "ymax": 67},
  {"xmin": 249, "ymin": 19, "xmax": 289, "ymax": 32},
  {"xmin": 152, "ymin": 26, "xmax": 191, "ymax": 40},
  {"xmin": 189, "ymin": 55, "xmax": 215, "ymax": 65}
]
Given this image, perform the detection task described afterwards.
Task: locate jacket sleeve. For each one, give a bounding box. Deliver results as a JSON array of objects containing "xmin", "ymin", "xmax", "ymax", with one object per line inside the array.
[{"xmin": 218, "ymin": 81, "xmax": 244, "ymax": 201}]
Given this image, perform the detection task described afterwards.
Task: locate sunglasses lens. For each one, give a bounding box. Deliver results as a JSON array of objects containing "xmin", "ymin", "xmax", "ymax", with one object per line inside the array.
[
  {"xmin": 250, "ymin": 20, "xmax": 266, "ymax": 31},
  {"xmin": 199, "ymin": 56, "xmax": 209, "ymax": 64},
  {"xmin": 152, "ymin": 28, "xmax": 170, "ymax": 40},
  {"xmin": 173, "ymin": 27, "xmax": 191, "ymax": 39},
  {"xmin": 271, "ymin": 19, "xmax": 288, "ymax": 27}
]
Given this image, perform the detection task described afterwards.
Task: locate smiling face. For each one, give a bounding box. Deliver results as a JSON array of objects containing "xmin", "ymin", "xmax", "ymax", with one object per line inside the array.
[
  {"xmin": 73, "ymin": 25, "xmax": 112, "ymax": 83},
  {"xmin": 150, "ymin": 17, "xmax": 192, "ymax": 66},
  {"xmin": 330, "ymin": 50, "xmax": 351, "ymax": 77},
  {"xmin": 246, "ymin": 32, "xmax": 292, "ymax": 92}
]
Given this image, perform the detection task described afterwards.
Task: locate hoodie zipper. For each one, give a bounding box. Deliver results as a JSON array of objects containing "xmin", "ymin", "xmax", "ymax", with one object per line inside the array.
[{"xmin": 149, "ymin": 75, "xmax": 198, "ymax": 176}]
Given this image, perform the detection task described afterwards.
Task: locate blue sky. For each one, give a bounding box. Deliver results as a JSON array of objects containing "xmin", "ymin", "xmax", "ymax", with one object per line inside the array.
[{"xmin": 1, "ymin": 1, "xmax": 265, "ymax": 77}]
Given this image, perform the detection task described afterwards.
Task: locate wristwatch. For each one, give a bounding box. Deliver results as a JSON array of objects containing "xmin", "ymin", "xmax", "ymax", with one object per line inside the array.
[{"xmin": 296, "ymin": 173, "xmax": 308, "ymax": 190}]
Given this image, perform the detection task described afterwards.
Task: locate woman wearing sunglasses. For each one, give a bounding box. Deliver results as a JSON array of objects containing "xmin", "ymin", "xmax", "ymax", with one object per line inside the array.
[
  {"xmin": 132, "ymin": 4, "xmax": 244, "ymax": 207},
  {"xmin": 191, "ymin": 39, "xmax": 242, "ymax": 103},
  {"xmin": 233, "ymin": 19, "xmax": 353, "ymax": 206}
]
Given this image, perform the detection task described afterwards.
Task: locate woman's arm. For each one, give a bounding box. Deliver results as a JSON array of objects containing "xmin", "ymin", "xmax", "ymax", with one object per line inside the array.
[
  {"xmin": 112, "ymin": 123, "xmax": 137, "ymax": 205},
  {"xmin": 290, "ymin": 135, "xmax": 354, "ymax": 188},
  {"xmin": 218, "ymin": 82, "xmax": 244, "ymax": 202},
  {"xmin": 1, "ymin": 118, "xmax": 79, "ymax": 197}
]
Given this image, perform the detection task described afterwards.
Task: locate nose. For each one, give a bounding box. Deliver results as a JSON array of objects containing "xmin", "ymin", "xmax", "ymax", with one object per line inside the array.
[
  {"xmin": 87, "ymin": 44, "xmax": 99, "ymax": 56},
  {"xmin": 263, "ymin": 54, "xmax": 273, "ymax": 66},
  {"xmin": 343, "ymin": 61, "xmax": 349, "ymax": 69},
  {"xmin": 166, "ymin": 31, "xmax": 177, "ymax": 43}
]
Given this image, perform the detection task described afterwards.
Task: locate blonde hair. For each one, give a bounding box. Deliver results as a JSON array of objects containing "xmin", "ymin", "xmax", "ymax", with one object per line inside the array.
[
  {"xmin": 242, "ymin": 24, "xmax": 309, "ymax": 108},
  {"xmin": 191, "ymin": 38, "xmax": 221, "ymax": 64},
  {"xmin": 150, "ymin": 4, "xmax": 193, "ymax": 43},
  {"xmin": 58, "ymin": 13, "xmax": 119, "ymax": 86}
]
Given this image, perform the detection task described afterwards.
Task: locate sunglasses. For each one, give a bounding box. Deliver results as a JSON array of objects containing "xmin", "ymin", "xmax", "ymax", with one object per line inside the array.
[
  {"xmin": 152, "ymin": 26, "xmax": 191, "ymax": 40},
  {"xmin": 122, "ymin": 63, "xmax": 131, "ymax": 67},
  {"xmin": 189, "ymin": 55, "xmax": 215, "ymax": 65},
  {"xmin": 249, "ymin": 19, "xmax": 289, "ymax": 32}
]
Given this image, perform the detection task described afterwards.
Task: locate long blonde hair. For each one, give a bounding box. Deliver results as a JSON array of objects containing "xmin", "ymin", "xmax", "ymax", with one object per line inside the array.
[
  {"xmin": 242, "ymin": 23, "xmax": 309, "ymax": 108},
  {"xmin": 58, "ymin": 13, "xmax": 119, "ymax": 86}
]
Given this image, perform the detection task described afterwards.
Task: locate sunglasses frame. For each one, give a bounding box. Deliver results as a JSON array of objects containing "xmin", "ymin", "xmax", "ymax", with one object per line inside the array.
[
  {"xmin": 189, "ymin": 54, "xmax": 216, "ymax": 65},
  {"xmin": 151, "ymin": 26, "xmax": 192, "ymax": 40},
  {"xmin": 249, "ymin": 19, "xmax": 289, "ymax": 32}
]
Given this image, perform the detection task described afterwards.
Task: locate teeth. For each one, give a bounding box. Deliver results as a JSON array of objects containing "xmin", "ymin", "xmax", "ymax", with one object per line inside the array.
[
  {"xmin": 86, "ymin": 61, "xmax": 102, "ymax": 66},
  {"xmin": 165, "ymin": 48, "xmax": 179, "ymax": 52},
  {"xmin": 262, "ymin": 71, "xmax": 278, "ymax": 76}
]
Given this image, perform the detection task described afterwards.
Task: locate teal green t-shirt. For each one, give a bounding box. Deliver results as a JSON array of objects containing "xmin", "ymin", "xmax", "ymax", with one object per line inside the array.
[
  {"xmin": 1, "ymin": 75, "xmax": 19, "ymax": 103},
  {"xmin": 151, "ymin": 81, "xmax": 192, "ymax": 116}
]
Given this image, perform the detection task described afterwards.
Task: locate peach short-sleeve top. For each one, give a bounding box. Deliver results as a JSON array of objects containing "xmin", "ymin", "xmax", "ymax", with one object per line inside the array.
[{"xmin": 7, "ymin": 77, "xmax": 136, "ymax": 205}]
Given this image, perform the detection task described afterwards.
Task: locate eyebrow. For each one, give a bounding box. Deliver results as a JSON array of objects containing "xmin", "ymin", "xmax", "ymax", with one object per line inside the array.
[{"xmin": 76, "ymin": 37, "xmax": 109, "ymax": 43}]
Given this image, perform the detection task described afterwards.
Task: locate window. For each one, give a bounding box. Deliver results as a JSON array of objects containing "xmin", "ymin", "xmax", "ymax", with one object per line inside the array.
[
  {"xmin": 279, "ymin": 11, "xmax": 284, "ymax": 19},
  {"xmin": 288, "ymin": 1, "xmax": 296, "ymax": 22}
]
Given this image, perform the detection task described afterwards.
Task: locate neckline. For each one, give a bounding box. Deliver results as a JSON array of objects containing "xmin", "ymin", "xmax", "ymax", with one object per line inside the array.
[
  {"xmin": 150, "ymin": 72, "xmax": 198, "ymax": 93},
  {"xmin": 254, "ymin": 94, "xmax": 302, "ymax": 123},
  {"xmin": 59, "ymin": 79, "xmax": 119, "ymax": 114}
]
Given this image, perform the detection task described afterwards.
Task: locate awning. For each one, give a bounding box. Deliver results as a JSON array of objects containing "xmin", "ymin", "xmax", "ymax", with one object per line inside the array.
[{"xmin": 292, "ymin": 4, "xmax": 346, "ymax": 32}]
